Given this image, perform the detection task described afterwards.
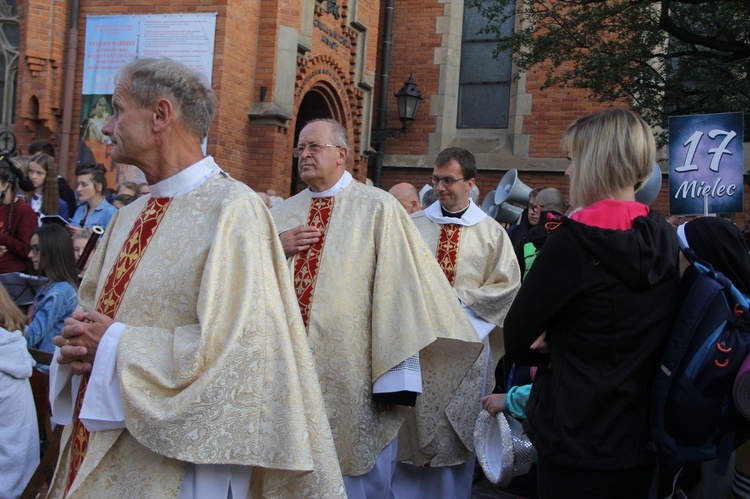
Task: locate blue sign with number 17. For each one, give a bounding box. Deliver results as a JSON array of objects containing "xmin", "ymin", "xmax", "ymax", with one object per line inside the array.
[{"xmin": 669, "ymin": 112, "xmax": 744, "ymax": 215}]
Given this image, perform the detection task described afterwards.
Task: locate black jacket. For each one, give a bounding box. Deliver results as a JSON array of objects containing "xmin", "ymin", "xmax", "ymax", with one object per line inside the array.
[
  {"xmin": 507, "ymin": 209, "xmax": 532, "ymax": 275},
  {"xmin": 504, "ymin": 210, "xmax": 680, "ymax": 470}
]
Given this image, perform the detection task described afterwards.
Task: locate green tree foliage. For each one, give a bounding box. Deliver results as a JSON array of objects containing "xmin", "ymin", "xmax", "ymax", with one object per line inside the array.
[{"xmin": 467, "ymin": 0, "xmax": 750, "ymax": 142}]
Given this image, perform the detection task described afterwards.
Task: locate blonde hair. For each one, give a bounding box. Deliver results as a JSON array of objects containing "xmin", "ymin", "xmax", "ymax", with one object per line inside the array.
[
  {"xmin": 561, "ymin": 108, "xmax": 654, "ymax": 209},
  {"xmin": 0, "ymin": 283, "xmax": 26, "ymax": 333},
  {"xmin": 72, "ymin": 228, "xmax": 93, "ymax": 242},
  {"xmin": 11, "ymin": 155, "xmax": 31, "ymax": 176}
]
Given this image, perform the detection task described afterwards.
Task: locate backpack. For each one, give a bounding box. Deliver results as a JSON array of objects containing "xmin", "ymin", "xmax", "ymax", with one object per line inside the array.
[{"xmin": 650, "ymin": 250, "xmax": 750, "ymax": 476}]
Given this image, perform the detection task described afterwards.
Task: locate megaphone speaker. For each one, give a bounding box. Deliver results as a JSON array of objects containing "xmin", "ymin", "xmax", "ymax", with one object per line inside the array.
[
  {"xmin": 481, "ymin": 190, "xmax": 499, "ymax": 218},
  {"xmin": 634, "ymin": 163, "xmax": 662, "ymax": 206},
  {"xmin": 494, "ymin": 169, "xmax": 532, "ymax": 206},
  {"xmin": 496, "ymin": 202, "xmax": 524, "ymax": 225}
]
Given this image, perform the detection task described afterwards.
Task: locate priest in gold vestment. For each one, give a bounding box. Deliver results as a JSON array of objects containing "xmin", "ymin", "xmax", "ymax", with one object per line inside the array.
[
  {"xmin": 271, "ymin": 119, "xmax": 483, "ymax": 498},
  {"xmin": 393, "ymin": 148, "xmax": 521, "ymax": 498},
  {"xmin": 49, "ymin": 58, "xmax": 344, "ymax": 498}
]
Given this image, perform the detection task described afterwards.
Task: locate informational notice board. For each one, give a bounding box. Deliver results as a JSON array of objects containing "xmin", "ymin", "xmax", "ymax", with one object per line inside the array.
[{"xmin": 78, "ymin": 14, "xmax": 217, "ymax": 186}]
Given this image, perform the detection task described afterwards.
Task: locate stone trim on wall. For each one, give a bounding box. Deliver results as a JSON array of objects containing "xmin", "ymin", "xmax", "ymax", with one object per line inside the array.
[{"xmin": 388, "ymin": 0, "xmax": 532, "ymax": 169}]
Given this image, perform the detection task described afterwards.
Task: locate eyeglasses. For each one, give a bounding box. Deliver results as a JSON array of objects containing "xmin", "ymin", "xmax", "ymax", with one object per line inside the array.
[
  {"xmin": 292, "ymin": 143, "xmax": 342, "ymax": 158},
  {"xmin": 530, "ymin": 204, "xmax": 546, "ymax": 212},
  {"xmin": 30, "ymin": 244, "xmax": 40, "ymax": 254},
  {"xmin": 429, "ymin": 175, "xmax": 468, "ymax": 187}
]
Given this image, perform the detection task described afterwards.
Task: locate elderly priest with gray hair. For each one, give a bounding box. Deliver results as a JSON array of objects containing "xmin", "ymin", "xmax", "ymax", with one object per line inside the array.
[
  {"xmin": 48, "ymin": 58, "xmax": 344, "ymax": 498},
  {"xmin": 272, "ymin": 118, "xmax": 482, "ymax": 498}
]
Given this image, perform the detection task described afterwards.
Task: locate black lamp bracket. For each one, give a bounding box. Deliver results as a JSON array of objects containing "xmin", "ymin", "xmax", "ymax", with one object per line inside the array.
[{"xmin": 371, "ymin": 122, "xmax": 410, "ymax": 144}]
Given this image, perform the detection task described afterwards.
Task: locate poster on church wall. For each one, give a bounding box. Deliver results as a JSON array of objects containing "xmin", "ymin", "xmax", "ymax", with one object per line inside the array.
[
  {"xmin": 79, "ymin": 13, "xmax": 217, "ymax": 188},
  {"xmin": 668, "ymin": 112, "xmax": 744, "ymax": 215}
]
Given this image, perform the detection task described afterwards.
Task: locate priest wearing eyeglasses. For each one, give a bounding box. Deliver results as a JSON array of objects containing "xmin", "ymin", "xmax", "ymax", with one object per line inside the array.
[
  {"xmin": 393, "ymin": 147, "xmax": 521, "ymax": 498},
  {"xmin": 271, "ymin": 119, "xmax": 482, "ymax": 498}
]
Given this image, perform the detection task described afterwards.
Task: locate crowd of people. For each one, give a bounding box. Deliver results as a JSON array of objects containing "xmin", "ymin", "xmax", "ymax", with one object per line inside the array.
[
  {"xmin": 1, "ymin": 57, "xmax": 749, "ymax": 499},
  {"xmin": 0, "ymin": 144, "xmax": 155, "ymax": 358}
]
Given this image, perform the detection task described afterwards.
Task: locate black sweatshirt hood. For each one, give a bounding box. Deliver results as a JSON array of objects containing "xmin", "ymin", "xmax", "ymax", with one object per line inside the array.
[{"xmin": 561, "ymin": 210, "xmax": 679, "ymax": 291}]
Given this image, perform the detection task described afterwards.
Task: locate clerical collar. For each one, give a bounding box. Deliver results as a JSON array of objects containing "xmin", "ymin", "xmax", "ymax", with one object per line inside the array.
[
  {"xmin": 441, "ymin": 205, "xmax": 469, "ymax": 218},
  {"xmin": 310, "ymin": 170, "xmax": 353, "ymax": 198},
  {"xmin": 424, "ymin": 199, "xmax": 487, "ymax": 227},
  {"xmin": 149, "ymin": 156, "xmax": 222, "ymax": 198}
]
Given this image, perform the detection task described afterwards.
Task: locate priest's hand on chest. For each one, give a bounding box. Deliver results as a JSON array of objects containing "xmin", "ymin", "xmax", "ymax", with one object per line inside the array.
[
  {"xmin": 279, "ymin": 225, "xmax": 321, "ymax": 258},
  {"xmin": 54, "ymin": 310, "xmax": 113, "ymax": 375}
]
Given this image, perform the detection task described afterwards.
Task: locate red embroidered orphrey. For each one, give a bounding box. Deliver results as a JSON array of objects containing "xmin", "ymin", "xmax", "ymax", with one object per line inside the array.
[
  {"xmin": 65, "ymin": 197, "xmax": 172, "ymax": 493},
  {"xmin": 436, "ymin": 223, "xmax": 462, "ymax": 286},
  {"xmin": 293, "ymin": 196, "xmax": 334, "ymax": 329}
]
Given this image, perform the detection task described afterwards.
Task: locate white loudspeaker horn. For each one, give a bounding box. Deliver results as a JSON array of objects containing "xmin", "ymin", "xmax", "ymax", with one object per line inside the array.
[
  {"xmin": 494, "ymin": 169, "xmax": 532, "ymax": 206},
  {"xmin": 481, "ymin": 190, "xmax": 499, "ymax": 219},
  {"xmin": 635, "ymin": 163, "xmax": 662, "ymax": 206},
  {"xmin": 496, "ymin": 202, "xmax": 524, "ymax": 225}
]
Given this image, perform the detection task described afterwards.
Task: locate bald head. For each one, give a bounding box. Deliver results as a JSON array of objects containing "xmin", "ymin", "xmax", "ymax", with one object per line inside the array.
[
  {"xmin": 389, "ymin": 183, "xmax": 421, "ymax": 214},
  {"xmin": 535, "ymin": 188, "xmax": 565, "ymax": 215}
]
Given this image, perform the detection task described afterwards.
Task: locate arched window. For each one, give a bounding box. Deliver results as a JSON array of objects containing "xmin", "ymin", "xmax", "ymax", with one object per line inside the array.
[
  {"xmin": 0, "ymin": 0, "xmax": 18, "ymax": 128},
  {"xmin": 458, "ymin": 0, "xmax": 514, "ymax": 129}
]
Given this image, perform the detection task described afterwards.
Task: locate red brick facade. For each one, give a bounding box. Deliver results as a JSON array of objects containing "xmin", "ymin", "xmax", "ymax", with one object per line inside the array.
[
  {"xmin": 15, "ymin": 0, "xmax": 68, "ymax": 144},
  {"xmin": 11, "ymin": 0, "xmax": 749, "ymax": 227}
]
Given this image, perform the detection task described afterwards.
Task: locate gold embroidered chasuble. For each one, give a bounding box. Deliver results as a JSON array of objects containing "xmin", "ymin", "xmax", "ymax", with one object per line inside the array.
[
  {"xmin": 49, "ymin": 175, "xmax": 345, "ymax": 498},
  {"xmin": 398, "ymin": 210, "xmax": 521, "ymax": 467},
  {"xmin": 271, "ymin": 180, "xmax": 482, "ymax": 477}
]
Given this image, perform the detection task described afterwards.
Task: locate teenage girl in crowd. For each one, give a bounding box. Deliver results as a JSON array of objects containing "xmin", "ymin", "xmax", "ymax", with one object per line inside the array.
[
  {"xmin": 504, "ymin": 108, "xmax": 681, "ymax": 498},
  {"xmin": 27, "ymin": 153, "xmax": 69, "ymax": 220},
  {"xmin": 72, "ymin": 228, "xmax": 95, "ymax": 277},
  {"xmin": 68, "ymin": 162, "xmax": 117, "ymax": 233},
  {"xmin": 0, "ymin": 158, "xmax": 37, "ymax": 273},
  {"xmin": 24, "ymin": 224, "xmax": 78, "ymax": 354},
  {"xmin": 0, "ymin": 283, "xmax": 39, "ymax": 498}
]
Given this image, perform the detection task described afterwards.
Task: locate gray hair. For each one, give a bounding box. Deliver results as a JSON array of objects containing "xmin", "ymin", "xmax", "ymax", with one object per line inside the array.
[
  {"xmin": 305, "ymin": 118, "xmax": 350, "ymax": 150},
  {"xmin": 536, "ymin": 188, "xmax": 565, "ymax": 214},
  {"xmin": 115, "ymin": 58, "xmax": 216, "ymax": 139},
  {"xmin": 421, "ymin": 188, "xmax": 437, "ymax": 209}
]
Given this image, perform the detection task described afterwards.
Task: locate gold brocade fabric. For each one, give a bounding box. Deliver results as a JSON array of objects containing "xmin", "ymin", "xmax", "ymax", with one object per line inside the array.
[
  {"xmin": 272, "ymin": 180, "xmax": 483, "ymax": 477},
  {"xmin": 398, "ymin": 212, "xmax": 521, "ymax": 467},
  {"xmin": 49, "ymin": 175, "xmax": 345, "ymax": 498}
]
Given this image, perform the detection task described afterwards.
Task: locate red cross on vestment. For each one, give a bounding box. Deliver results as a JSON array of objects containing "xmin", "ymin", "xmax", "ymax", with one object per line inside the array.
[{"xmin": 436, "ymin": 223, "xmax": 462, "ymax": 286}]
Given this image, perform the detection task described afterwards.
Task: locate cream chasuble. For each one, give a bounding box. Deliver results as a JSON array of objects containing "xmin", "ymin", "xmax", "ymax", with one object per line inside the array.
[
  {"xmin": 271, "ymin": 179, "xmax": 483, "ymax": 477},
  {"xmin": 49, "ymin": 167, "xmax": 344, "ymax": 498},
  {"xmin": 398, "ymin": 200, "xmax": 521, "ymax": 467}
]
